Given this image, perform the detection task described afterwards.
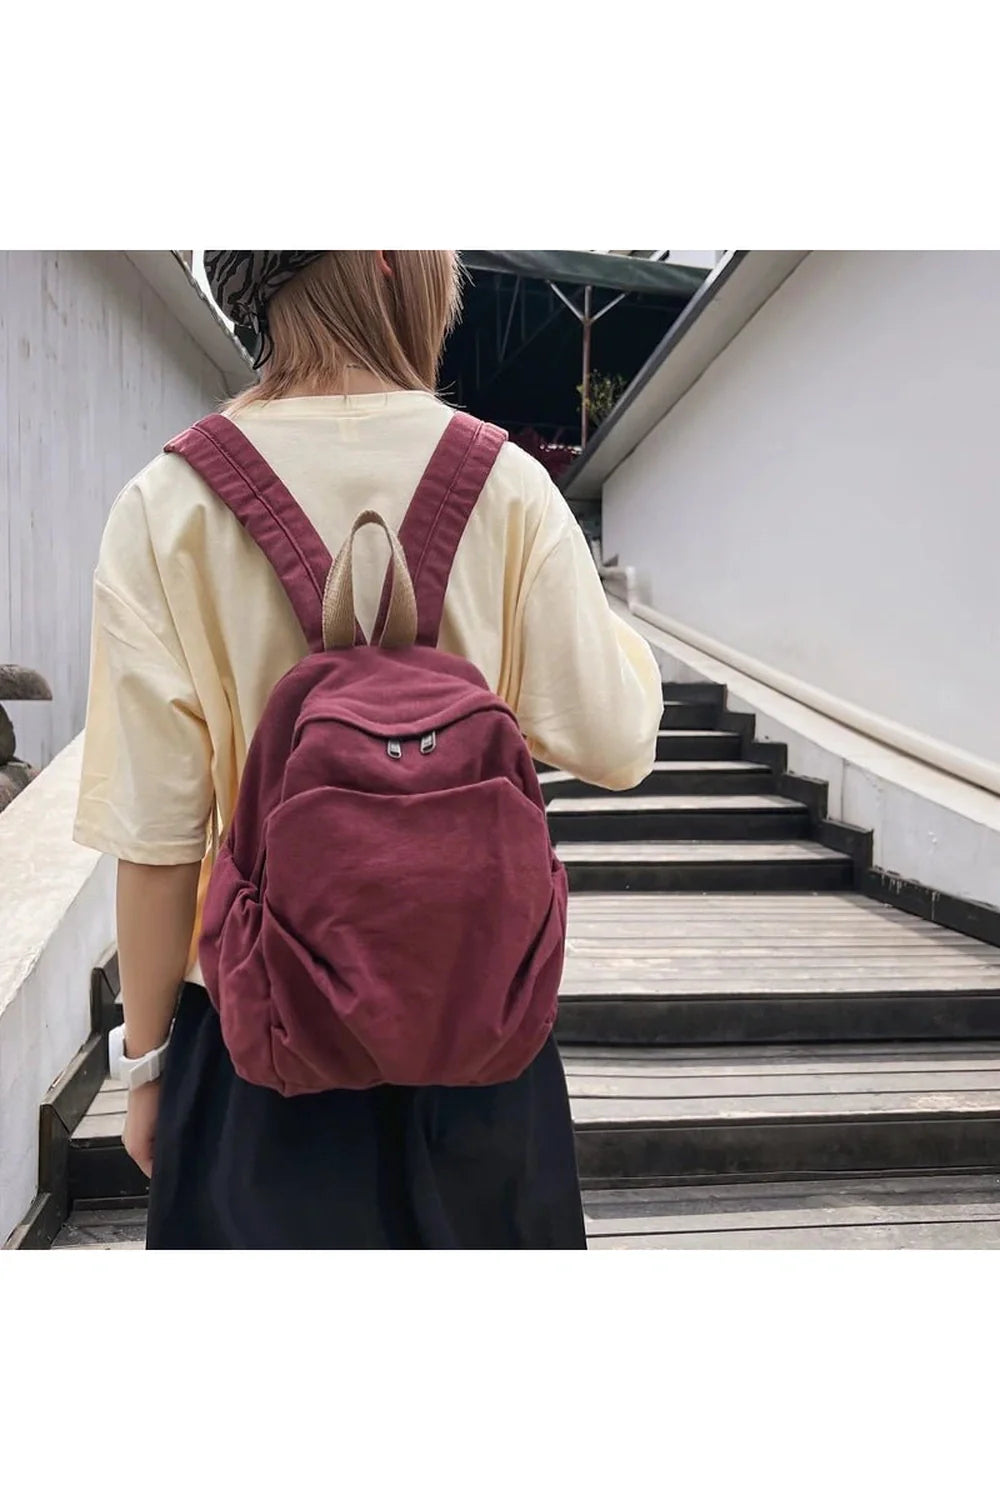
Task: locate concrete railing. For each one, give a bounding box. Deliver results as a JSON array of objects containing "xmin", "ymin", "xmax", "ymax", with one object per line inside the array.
[
  {"xmin": 600, "ymin": 559, "xmax": 1000, "ymax": 801},
  {"xmin": 0, "ymin": 735, "xmax": 114, "ymax": 1245},
  {"xmin": 601, "ymin": 567, "xmax": 1000, "ymax": 915}
]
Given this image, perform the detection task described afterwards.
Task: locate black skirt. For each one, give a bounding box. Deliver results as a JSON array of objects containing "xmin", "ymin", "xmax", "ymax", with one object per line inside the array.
[{"xmin": 146, "ymin": 983, "xmax": 587, "ymax": 1250}]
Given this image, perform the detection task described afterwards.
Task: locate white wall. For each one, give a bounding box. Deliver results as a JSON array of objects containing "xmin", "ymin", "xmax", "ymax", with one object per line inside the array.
[
  {"xmin": 0, "ymin": 252, "xmax": 231, "ymax": 768},
  {"xmin": 603, "ymin": 251, "xmax": 1000, "ymax": 773}
]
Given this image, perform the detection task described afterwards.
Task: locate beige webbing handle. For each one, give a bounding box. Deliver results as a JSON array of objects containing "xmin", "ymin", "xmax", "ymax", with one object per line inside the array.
[{"xmin": 322, "ymin": 510, "xmax": 418, "ymax": 651}]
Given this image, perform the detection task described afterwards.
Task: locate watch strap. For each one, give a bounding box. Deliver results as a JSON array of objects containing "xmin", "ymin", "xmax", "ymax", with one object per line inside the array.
[{"xmin": 109, "ymin": 1023, "xmax": 170, "ymax": 1090}]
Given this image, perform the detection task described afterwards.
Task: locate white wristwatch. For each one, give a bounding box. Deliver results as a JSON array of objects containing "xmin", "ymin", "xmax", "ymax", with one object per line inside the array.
[{"xmin": 108, "ymin": 1023, "xmax": 171, "ymax": 1091}]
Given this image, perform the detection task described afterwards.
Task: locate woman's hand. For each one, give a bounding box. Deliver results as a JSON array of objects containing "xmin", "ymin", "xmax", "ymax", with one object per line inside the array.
[{"xmin": 123, "ymin": 1079, "xmax": 162, "ymax": 1178}]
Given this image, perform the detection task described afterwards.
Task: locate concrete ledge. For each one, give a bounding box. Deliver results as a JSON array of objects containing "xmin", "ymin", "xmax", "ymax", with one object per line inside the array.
[
  {"xmin": 0, "ymin": 736, "xmax": 114, "ymax": 1244},
  {"xmin": 612, "ymin": 598, "xmax": 1000, "ymax": 917},
  {"xmin": 124, "ymin": 251, "xmax": 253, "ymax": 395},
  {"xmin": 563, "ymin": 252, "xmax": 809, "ymax": 502}
]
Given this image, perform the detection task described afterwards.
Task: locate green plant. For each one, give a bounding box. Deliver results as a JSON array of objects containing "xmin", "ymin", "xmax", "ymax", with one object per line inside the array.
[{"xmin": 578, "ymin": 371, "xmax": 629, "ymax": 427}]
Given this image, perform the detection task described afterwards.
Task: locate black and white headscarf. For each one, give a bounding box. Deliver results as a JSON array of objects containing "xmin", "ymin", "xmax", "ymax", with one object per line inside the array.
[{"xmin": 204, "ymin": 250, "xmax": 327, "ymax": 368}]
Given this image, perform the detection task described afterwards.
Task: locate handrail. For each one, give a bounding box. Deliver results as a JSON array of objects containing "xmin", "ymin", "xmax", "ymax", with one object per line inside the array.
[{"xmin": 602, "ymin": 564, "xmax": 1000, "ymax": 800}]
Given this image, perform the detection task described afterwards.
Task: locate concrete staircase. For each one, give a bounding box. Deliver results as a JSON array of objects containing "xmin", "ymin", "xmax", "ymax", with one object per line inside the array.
[{"xmin": 50, "ymin": 684, "xmax": 1000, "ymax": 1249}]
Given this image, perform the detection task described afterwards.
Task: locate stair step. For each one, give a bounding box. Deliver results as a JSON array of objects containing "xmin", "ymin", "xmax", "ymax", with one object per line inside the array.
[
  {"xmin": 69, "ymin": 1078, "xmax": 148, "ymax": 1208},
  {"xmin": 51, "ymin": 1207, "xmax": 147, "ymax": 1250},
  {"xmin": 54, "ymin": 1170, "xmax": 1000, "ymax": 1251},
  {"xmin": 532, "ymin": 732, "xmax": 742, "ymax": 780},
  {"xmin": 566, "ymin": 1041, "xmax": 1000, "ymax": 1188},
  {"xmin": 559, "ymin": 987, "xmax": 1000, "ymax": 1049},
  {"xmin": 660, "ymin": 701, "xmax": 718, "ymax": 729},
  {"xmin": 560, "ymin": 840, "xmax": 852, "ymax": 893},
  {"xmin": 583, "ymin": 1173, "xmax": 1000, "ymax": 1249},
  {"xmin": 659, "ymin": 682, "xmax": 725, "ymax": 706},
  {"xmin": 561, "ymin": 893, "xmax": 1000, "ymax": 993},
  {"xmin": 655, "ymin": 730, "xmax": 743, "ymax": 761},
  {"xmin": 65, "ymin": 1030, "xmax": 1000, "ymax": 1215},
  {"xmin": 556, "ymin": 891, "xmax": 1000, "ymax": 1043},
  {"xmin": 539, "ymin": 762, "xmax": 773, "ymax": 801},
  {"xmin": 549, "ymin": 794, "xmax": 811, "ymax": 843}
]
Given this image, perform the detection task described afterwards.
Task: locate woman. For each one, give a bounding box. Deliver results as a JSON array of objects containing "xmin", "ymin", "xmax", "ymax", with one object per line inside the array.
[{"xmin": 74, "ymin": 250, "xmax": 663, "ymax": 1249}]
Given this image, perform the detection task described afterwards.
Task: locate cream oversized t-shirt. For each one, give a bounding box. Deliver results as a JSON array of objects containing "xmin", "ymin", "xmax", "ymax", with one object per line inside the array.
[{"xmin": 74, "ymin": 392, "xmax": 663, "ymax": 975}]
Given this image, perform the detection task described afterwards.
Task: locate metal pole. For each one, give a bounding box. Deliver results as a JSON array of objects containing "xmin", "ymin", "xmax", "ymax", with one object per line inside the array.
[
  {"xmin": 581, "ymin": 283, "xmax": 592, "ymax": 448},
  {"xmin": 499, "ymin": 278, "xmax": 520, "ymax": 363}
]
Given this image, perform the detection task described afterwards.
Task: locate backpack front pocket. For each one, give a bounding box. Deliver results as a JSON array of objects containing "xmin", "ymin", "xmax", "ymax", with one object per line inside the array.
[{"xmin": 260, "ymin": 778, "xmax": 563, "ymax": 1089}]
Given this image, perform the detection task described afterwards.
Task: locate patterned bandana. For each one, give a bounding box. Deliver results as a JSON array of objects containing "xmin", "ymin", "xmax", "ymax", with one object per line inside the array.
[{"xmin": 203, "ymin": 250, "xmax": 327, "ymax": 368}]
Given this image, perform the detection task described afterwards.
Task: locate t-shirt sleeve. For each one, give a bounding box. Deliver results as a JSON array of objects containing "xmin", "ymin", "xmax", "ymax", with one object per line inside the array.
[
  {"xmin": 509, "ymin": 507, "xmax": 664, "ymax": 791},
  {"xmin": 73, "ymin": 493, "xmax": 214, "ymax": 865}
]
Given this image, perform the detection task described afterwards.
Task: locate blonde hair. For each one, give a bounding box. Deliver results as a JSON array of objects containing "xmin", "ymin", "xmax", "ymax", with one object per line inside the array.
[{"xmin": 227, "ymin": 251, "xmax": 462, "ymax": 412}]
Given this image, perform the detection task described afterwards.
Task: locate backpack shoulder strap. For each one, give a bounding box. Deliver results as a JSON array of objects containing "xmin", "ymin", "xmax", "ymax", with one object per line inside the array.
[
  {"xmin": 384, "ymin": 412, "xmax": 506, "ymax": 647},
  {"xmin": 164, "ymin": 414, "xmax": 332, "ymax": 652}
]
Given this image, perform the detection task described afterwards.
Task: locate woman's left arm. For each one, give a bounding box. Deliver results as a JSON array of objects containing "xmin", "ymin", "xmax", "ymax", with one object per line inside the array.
[
  {"xmin": 74, "ymin": 482, "xmax": 216, "ymax": 1176},
  {"xmin": 116, "ymin": 860, "xmax": 202, "ymax": 1177},
  {"xmin": 117, "ymin": 860, "xmax": 202, "ymax": 1056}
]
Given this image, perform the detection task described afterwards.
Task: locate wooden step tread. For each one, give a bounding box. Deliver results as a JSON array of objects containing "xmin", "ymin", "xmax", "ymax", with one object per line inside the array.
[
  {"xmin": 52, "ymin": 1173, "xmax": 1000, "ymax": 1249},
  {"xmin": 75, "ymin": 1111, "xmax": 130, "ymax": 1141},
  {"xmin": 78, "ymin": 1039, "xmax": 1000, "ymax": 1141},
  {"xmin": 73, "ymin": 1077, "xmax": 126, "ymax": 1141},
  {"xmin": 51, "ymin": 1207, "xmax": 147, "ymax": 1250},
  {"xmin": 549, "ymin": 794, "xmax": 804, "ymax": 814},
  {"xmin": 557, "ymin": 840, "xmax": 844, "ymax": 864},
  {"xmin": 562, "ymin": 891, "xmax": 1000, "ymax": 995},
  {"xmin": 52, "ymin": 1172, "xmax": 1000, "ymax": 1249},
  {"xmin": 565, "ymin": 1042, "xmax": 1000, "ymax": 1124},
  {"xmin": 584, "ymin": 1173, "xmax": 1000, "ymax": 1248}
]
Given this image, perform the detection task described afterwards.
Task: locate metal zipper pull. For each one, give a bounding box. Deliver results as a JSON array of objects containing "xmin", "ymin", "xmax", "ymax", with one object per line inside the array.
[
  {"xmin": 387, "ymin": 739, "xmax": 403, "ymax": 760},
  {"xmin": 420, "ymin": 732, "xmax": 436, "ymax": 755}
]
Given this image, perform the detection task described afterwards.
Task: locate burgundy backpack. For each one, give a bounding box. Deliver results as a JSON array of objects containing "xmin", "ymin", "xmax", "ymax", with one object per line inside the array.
[{"xmin": 165, "ymin": 412, "xmax": 567, "ymax": 1097}]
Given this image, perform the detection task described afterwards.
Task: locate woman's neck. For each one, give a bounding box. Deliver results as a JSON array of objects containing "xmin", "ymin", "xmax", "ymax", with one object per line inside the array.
[{"xmin": 279, "ymin": 366, "xmax": 408, "ymax": 399}]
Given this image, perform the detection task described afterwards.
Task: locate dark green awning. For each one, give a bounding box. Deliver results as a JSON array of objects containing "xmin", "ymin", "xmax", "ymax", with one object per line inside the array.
[{"xmin": 459, "ymin": 250, "xmax": 708, "ymax": 298}]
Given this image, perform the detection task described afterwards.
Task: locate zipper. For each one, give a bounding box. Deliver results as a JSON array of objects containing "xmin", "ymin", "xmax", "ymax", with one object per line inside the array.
[{"xmin": 386, "ymin": 731, "xmax": 437, "ymax": 759}]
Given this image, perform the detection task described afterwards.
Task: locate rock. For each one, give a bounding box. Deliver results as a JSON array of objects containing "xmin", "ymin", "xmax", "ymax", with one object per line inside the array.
[
  {"xmin": 0, "ymin": 665, "xmax": 52, "ymax": 701},
  {"xmin": 0, "ymin": 706, "xmax": 13, "ymax": 765},
  {"xmin": 0, "ymin": 760, "xmax": 36, "ymax": 812}
]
